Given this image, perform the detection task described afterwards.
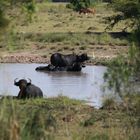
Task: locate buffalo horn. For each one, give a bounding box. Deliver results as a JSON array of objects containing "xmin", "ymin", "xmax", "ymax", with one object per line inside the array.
[
  {"xmin": 14, "ymin": 78, "xmax": 19, "ymax": 84},
  {"xmin": 27, "ymin": 78, "xmax": 31, "ymax": 84}
]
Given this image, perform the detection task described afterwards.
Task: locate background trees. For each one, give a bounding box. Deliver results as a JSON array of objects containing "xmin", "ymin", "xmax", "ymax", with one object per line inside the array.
[
  {"xmin": 106, "ymin": 0, "xmax": 140, "ymax": 45},
  {"xmin": 104, "ymin": 0, "xmax": 140, "ymax": 95},
  {"xmin": 67, "ymin": 0, "xmax": 92, "ymax": 11}
]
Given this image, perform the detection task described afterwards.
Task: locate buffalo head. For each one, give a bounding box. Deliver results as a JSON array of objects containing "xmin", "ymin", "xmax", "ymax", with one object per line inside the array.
[
  {"xmin": 14, "ymin": 78, "xmax": 31, "ymax": 89},
  {"xmin": 78, "ymin": 53, "xmax": 90, "ymax": 62}
]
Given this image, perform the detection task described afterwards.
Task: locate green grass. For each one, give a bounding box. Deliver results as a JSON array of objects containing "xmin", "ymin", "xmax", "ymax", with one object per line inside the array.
[
  {"xmin": 0, "ymin": 94, "xmax": 139, "ymax": 140},
  {"xmin": 22, "ymin": 32, "xmax": 129, "ymax": 46},
  {"xmin": 16, "ymin": 2, "xmax": 125, "ymax": 33},
  {"xmin": 0, "ymin": 2, "xmax": 130, "ymax": 62}
]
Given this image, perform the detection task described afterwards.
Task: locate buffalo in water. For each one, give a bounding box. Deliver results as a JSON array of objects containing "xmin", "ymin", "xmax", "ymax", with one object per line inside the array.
[
  {"xmin": 14, "ymin": 78, "xmax": 43, "ymax": 99},
  {"xmin": 36, "ymin": 63, "xmax": 84, "ymax": 72},
  {"xmin": 50, "ymin": 53, "xmax": 90, "ymax": 67},
  {"xmin": 35, "ymin": 53, "xmax": 89, "ymax": 72}
]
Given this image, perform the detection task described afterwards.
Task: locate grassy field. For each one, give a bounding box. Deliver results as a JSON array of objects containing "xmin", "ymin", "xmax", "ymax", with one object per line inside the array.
[
  {"xmin": 0, "ymin": 2, "xmax": 139, "ymax": 139},
  {"xmin": 0, "ymin": 95, "xmax": 139, "ymax": 140},
  {"xmin": 0, "ymin": 2, "xmax": 130, "ymax": 64}
]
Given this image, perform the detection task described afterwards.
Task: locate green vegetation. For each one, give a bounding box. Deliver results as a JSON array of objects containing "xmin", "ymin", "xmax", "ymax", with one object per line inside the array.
[
  {"xmin": 0, "ymin": 95, "xmax": 139, "ymax": 140},
  {"xmin": 106, "ymin": 0, "xmax": 140, "ymax": 33},
  {"xmin": 22, "ymin": 32, "xmax": 128, "ymax": 46},
  {"xmin": 0, "ymin": 0, "xmax": 37, "ymax": 29},
  {"xmin": 22, "ymin": 0, "xmax": 37, "ymax": 23},
  {"xmin": 0, "ymin": 1, "xmax": 140, "ymax": 139},
  {"xmin": 67, "ymin": 0, "xmax": 92, "ymax": 11},
  {"xmin": 0, "ymin": 2, "xmax": 129, "ymax": 63},
  {"xmin": 104, "ymin": 0, "xmax": 140, "ymax": 94}
]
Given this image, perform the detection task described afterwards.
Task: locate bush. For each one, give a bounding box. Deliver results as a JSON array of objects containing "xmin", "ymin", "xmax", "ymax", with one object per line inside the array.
[
  {"xmin": 102, "ymin": 98, "xmax": 117, "ymax": 110},
  {"xmin": 69, "ymin": 0, "xmax": 92, "ymax": 11}
]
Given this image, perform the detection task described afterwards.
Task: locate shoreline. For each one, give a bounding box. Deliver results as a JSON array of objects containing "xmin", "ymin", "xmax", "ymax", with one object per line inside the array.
[{"xmin": 0, "ymin": 54, "xmax": 115, "ymax": 65}]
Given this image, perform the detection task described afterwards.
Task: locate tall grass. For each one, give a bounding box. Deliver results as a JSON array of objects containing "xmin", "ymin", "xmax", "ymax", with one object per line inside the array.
[
  {"xmin": 23, "ymin": 32, "xmax": 129, "ymax": 46},
  {"xmin": 0, "ymin": 96, "xmax": 82, "ymax": 140},
  {"xmin": 0, "ymin": 95, "xmax": 139, "ymax": 140}
]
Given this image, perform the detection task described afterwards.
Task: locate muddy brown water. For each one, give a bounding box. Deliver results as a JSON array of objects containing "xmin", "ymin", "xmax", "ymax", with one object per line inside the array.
[{"xmin": 0, "ymin": 63, "xmax": 111, "ymax": 108}]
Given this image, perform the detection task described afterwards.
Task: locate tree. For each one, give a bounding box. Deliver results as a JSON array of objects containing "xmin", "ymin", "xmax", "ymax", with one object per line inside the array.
[
  {"xmin": 104, "ymin": 0, "xmax": 140, "ymax": 95},
  {"xmin": 106, "ymin": 0, "xmax": 140, "ymax": 45},
  {"xmin": 69, "ymin": 0, "xmax": 91, "ymax": 11}
]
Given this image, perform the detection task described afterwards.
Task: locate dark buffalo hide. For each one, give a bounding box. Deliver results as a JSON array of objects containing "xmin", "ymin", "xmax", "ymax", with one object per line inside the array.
[
  {"xmin": 50, "ymin": 53, "xmax": 90, "ymax": 67},
  {"xmin": 36, "ymin": 63, "xmax": 84, "ymax": 72},
  {"xmin": 14, "ymin": 79, "xmax": 43, "ymax": 99}
]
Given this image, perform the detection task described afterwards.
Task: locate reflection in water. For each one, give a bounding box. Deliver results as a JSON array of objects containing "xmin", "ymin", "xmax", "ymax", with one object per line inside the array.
[{"xmin": 0, "ymin": 63, "xmax": 107, "ymax": 108}]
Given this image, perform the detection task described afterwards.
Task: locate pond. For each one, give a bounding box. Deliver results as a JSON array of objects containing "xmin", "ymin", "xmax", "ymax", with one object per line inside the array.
[{"xmin": 0, "ymin": 63, "xmax": 110, "ymax": 108}]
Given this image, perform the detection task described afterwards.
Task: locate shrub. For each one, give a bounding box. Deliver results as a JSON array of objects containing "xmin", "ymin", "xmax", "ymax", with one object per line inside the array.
[
  {"xmin": 69, "ymin": 0, "xmax": 92, "ymax": 11},
  {"xmin": 102, "ymin": 98, "xmax": 117, "ymax": 110}
]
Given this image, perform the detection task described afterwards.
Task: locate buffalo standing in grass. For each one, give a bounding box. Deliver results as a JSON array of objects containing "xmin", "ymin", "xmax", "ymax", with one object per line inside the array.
[
  {"xmin": 14, "ymin": 78, "xmax": 43, "ymax": 99},
  {"xmin": 50, "ymin": 53, "xmax": 90, "ymax": 67}
]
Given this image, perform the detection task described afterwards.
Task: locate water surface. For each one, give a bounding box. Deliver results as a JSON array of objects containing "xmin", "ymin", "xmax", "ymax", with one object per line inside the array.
[{"xmin": 0, "ymin": 63, "xmax": 108, "ymax": 108}]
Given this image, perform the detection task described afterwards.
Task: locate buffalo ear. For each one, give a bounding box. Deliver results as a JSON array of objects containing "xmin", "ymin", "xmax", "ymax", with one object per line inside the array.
[
  {"xmin": 27, "ymin": 82, "xmax": 31, "ymax": 86},
  {"xmin": 14, "ymin": 82, "xmax": 19, "ymax": 86}
]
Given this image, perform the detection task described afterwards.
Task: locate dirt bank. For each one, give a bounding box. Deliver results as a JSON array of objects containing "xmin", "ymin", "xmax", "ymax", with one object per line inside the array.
[
  {"xmin": 0, "ymin": 53, "xmax": 115, "ymax": 65},
  {"xmin": 0, "ymin": 44, "xmax": 128, "ymax": 65},
  {"xmin": 0, "ymin": 54, "xmax": 48, "ymax": 63}
]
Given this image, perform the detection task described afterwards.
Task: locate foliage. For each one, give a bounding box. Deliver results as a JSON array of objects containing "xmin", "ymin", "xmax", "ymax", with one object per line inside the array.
[
  {"xmin": 0, "ymin": 0, "xmax": 37, "ymax": 30},
  {"xmin": 106, "ymin": 0, "xmax": 140, "ymax": 47},
  {"xmin": 24, "ymin": 32, "xmax": 128, "ymax": 47},
  {"xmin": 0, "ymin": 96, "xmax": 83, "ymax": 140},
  {"xmin": 0, "ymin": 11, "xmax": 9, "ymax": 29},
  {"xmin": 103, "ymin": 0, "xmax": 112, "ymax": 2},
  {"xmin": 68, "ymin": 0, "xmax": 92, "ymax": 11},
  {"xmin": 0, "ymin": 0, "xmax": 37, "ymax": 51},
  {"xmin": 0, "ymin": 2, "xmax": 129, "ymax": 53},
  {"xmin": 104, "ymin": 0, "xmax": 140, "ymax": 96},
  {"xmin": 0, "ymin": 1, "xmax": 10, "ymax": 28},
  {"xmin": 104, "ymin": 44, "xmax": 140, "ymax": 95},
  {"xmin": 82, "ymin": 117, "xmax": 95, "ymax": 126},
  {"xmin": 102, "ymin": 98, "xmax": 117, "ymax": 109},
  {"xmin": 22, "ymin": 0, "xmax": 37, "ymax": 23},
  {"xmin": 105, "ymin": 0, "xmax": 140, "ymax": 32},
  {"xmin": 85, "ymin": 134, "xmax": 109, "ymax": 140},
  {"xmin": 0, "ymin": 96, "xmax": 140, "ymax": 139},
  {"xmin": 105, "ymin": 0, "xmax": 140, "ymax": 48}
]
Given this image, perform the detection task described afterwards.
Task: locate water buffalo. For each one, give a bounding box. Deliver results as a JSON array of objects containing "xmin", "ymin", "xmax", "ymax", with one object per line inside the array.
[
  {"xmin": 14, "ymin": 78, "xmax": 43, "ymax": 99},
  {"xmin": 36, "ymin": 64, "xmax": 56, "ymax": 71},
  {"xmin": 50, "ymin": 53, "xmax": 90, "ymax": 67},
  {"xmin": 36, "ymin": 63, "xmax": 84, "ymax": 72}
]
